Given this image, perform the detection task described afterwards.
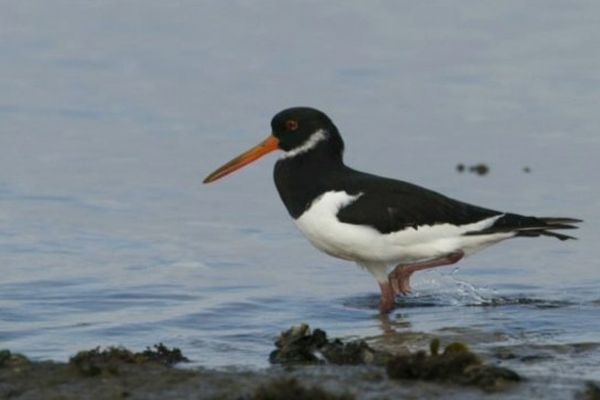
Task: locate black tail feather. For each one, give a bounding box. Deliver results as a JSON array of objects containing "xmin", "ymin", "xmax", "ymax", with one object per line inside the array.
[
  {"xmin": 540, "ymin": 230, "xmax": 577, "ymax": 241},
  {"xmin": 538, "ymin": 217, "xmax": 583, "ymax": 225},
  {"xmin": 517, "ymin": 230, "xmax": 577, "ymax": 241},
  {"xmin": 464, "ymin": 214, "xmax": 582, "ymax": 241}
]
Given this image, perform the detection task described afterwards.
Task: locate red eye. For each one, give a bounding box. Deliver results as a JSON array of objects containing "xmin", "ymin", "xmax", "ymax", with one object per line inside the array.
[{"xmin": 286, "ymin": 120, "xmax": 298, "ymax": 131}]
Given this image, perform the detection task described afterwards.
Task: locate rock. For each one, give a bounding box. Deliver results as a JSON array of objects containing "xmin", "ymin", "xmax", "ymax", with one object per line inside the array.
[
  {"xmin": 386, "ymin": 340, "xmax": 520, "ymax": 391},
  {"xmin": 269, "ymin": 324, "xmax": 387, "ymax": 366}
]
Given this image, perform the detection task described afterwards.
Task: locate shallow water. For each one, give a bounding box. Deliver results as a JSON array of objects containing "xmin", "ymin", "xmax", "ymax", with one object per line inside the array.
[{"xmin": 1, "ymin": 0, "xmax": 600, "ymax": 394}]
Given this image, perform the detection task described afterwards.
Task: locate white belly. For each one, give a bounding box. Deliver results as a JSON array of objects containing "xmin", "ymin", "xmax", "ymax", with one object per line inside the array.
[{"xmin": 293, "ymin": 191, "xmax": 513, "ymax": 266}]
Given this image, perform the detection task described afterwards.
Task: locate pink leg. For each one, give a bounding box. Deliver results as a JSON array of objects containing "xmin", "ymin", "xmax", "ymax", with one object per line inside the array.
[
  {"xmin": 378, "ymin": 281, "xmax": 395, "ymax": 314},
  {"xmin": 389, "ymin": 251, "xmax": 464, "ymax": 296}
]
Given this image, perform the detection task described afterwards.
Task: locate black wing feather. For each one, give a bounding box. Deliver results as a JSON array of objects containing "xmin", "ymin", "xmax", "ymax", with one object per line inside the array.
[
  {"xmin": 334, "ymin": 170, "xmax": 500, "ymax": 234},
  {"xmin": 333, "ymin": 169, "xmax": 581, "ymax": 239}
]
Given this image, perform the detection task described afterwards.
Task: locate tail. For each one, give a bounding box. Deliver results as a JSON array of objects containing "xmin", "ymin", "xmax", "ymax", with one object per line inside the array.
[{"xmin": 465, "ymin": 215, "xmax": 582, "ymax": 241}]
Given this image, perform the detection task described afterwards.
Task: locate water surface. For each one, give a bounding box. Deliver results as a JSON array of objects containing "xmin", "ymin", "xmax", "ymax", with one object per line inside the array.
[{"xmin": 1, "ymin": 1, "xmax": 599, "ymax": 394}]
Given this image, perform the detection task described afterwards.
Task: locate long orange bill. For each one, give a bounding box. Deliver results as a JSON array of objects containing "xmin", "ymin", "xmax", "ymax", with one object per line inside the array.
[{"xmin": 203, "ymin": 135, "xmax": 280, "ymax": 184}]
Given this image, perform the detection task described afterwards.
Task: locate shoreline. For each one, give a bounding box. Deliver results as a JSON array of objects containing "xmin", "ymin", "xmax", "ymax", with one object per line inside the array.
[{"xmin": 2, "ymin": 325, "xmax": 598, "ymax": 399}]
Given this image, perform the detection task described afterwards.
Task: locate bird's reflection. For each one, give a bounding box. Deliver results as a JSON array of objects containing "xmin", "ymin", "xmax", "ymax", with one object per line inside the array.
[{"xmin": 378, "ymin": 312, "xmax": 411, "ymax": 335}]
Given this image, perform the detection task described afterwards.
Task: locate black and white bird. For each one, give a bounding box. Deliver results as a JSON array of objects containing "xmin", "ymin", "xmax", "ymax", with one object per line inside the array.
[{"xmin": 203, "ymin": 107, "xmax": 581, "ymax": 313}]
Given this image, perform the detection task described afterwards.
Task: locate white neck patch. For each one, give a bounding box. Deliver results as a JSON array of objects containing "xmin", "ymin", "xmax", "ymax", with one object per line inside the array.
[{"xmin": 281, "ymin": 129, "xmax": 327, "ymax": 159}]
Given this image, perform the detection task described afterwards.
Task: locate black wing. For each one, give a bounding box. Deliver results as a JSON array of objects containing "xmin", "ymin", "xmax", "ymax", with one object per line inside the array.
[{"xmin": 333, "ymin": 169, "xmax": 581, "ymax": 240}]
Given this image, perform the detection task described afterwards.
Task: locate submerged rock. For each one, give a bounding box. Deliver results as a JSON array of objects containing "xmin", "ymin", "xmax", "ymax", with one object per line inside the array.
[
  {"xmin": 579, "ymin": 382, "xmax": 600, "ymax": 400},
  {"xmin": 253, "ymin": 377, "xmax": 355, "ymax": 400},
  {"xmin": 386, "ymin": 340, "xmax": 520, "ymax": 391},
  {"xmin": 269, "ymin": 324, "xmax": 388, "ymax": 365}
]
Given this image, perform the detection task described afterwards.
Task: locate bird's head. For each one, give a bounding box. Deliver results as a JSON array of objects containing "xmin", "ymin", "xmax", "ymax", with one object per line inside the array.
[{"xmin": 203, "ymin": 107, "xmax": 343, "ymax": 184}]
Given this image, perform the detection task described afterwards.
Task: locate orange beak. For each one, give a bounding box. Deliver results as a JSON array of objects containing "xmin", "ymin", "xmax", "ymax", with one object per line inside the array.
[{"xmin": 203, "ymin": 135, "xmax": 280, "ymax": 184}]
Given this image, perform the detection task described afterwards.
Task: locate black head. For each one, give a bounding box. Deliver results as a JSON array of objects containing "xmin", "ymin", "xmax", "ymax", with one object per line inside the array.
[
  {"xmin": 203, "ymin": 107, "xmax": 344, "ymax": 183},
  {"xmin": 271, "ymin": 107, "xmax": 342, "ymax": 153}
]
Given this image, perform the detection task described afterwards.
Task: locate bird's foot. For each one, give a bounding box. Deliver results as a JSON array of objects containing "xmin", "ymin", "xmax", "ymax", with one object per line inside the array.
[
  {"xmin": 378, "ymin": 252, "xmax": 465, "ymax": 313},
  {"xmin": 388, "ymin": 251, "xmax": 465, "ymax": 297},
  {"xmin": 389, "ymin": 268, "xmax": 413, "ymax": 296}
]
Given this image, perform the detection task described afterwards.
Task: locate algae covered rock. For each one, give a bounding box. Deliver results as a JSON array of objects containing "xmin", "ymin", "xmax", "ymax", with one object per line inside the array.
[
  {"xmin": 269, "ymin": 324, "xmax": 327, "ymax": 364},
  {"xmin": 0, "ymin": 349, "xmax": 30, "ymax": 370},
  {"xmin": 141, "ymin": 343, "xmax": 189, "ymax": 366},
  {"xmin": 386, "ymin": 340, "xmax": 520, "ymax": 391},
  {"xmin": 269, "ymin": 324, "xmax": 386, "ymax": 365},
  {"xmin": 69, "ymin": 343, "xmax": 188, "ymax": 376}
]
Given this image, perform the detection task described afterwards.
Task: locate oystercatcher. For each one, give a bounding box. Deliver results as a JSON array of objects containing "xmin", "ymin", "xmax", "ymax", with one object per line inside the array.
[{"xmin": 203, "ymin": 107, "xmax": 581, "ymax": 314}]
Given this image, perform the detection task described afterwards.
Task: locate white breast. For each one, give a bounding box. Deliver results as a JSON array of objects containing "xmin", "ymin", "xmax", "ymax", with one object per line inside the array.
[{"xmin": 293, "ymin": 191, "xmax": 513, "ymax": 266}]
